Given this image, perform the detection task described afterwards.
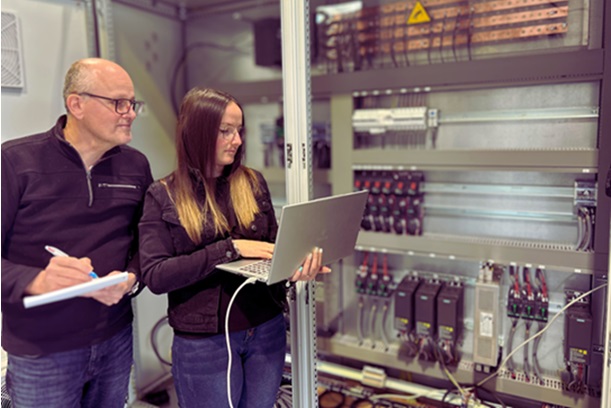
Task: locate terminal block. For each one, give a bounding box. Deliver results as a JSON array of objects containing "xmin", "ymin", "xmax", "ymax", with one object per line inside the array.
[
  {"xmin": 574, "ymin": 180, "xmax": 597, "ymax": 206},
  {"xmin": 352, "ymin": 107, "xmax": 430, "ymax": 134},
  {"xmin": 533, "ymin": 268, "xmax": 549, "ymax": 322},
  {"xmin": 354, "ymin": 169, "xmax": 425, "ymax": 236},
  {"xmin": 388, "ymin": 107, "xmax": 428, "ymax": 131},
  {"xmin": 521, "ymin": 266, "xmax": 536, "ymax": 322},
  {"xmin": 355, "ymin": 263, "xmax": 369, "ymax": 294},
  {"xmin": 506, "ymin": 264, "xmax": 522, "ymax": 319},
  {"xmin": 352, "ymin": 108, "xmax": 391, "ymax": 134},
  {"xmin": 406, "ymin": 197, "xmax": 423, "ymax": 236},
  {"xmin": 365, "ymin": 272, "xmax": 379, "ymax": 296},
  {"xmin": 376, "ymin": 273, "xmax": 394, "ymax": 298},
  {"xmin": 377, "ymin": 194, "xmax": 391, "ymax": 233}
]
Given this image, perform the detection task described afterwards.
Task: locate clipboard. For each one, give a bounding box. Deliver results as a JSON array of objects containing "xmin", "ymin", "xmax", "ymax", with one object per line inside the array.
[{"xmin": 23, "ymin": 272, "xmax": 129, "ymax": 309}]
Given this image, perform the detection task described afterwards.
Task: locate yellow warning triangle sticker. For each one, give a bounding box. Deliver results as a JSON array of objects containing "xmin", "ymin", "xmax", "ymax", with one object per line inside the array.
[{"xmin": 407, "ymin": 2, "xmax": 431, "ymax": 25}]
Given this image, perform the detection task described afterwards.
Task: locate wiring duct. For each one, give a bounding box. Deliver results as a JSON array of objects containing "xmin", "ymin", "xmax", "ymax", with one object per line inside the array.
[
  {"xmin": 522, "ymin": 266, "xmax": 533, "ymax": 382},
  {"xmin": 575, "ymin": 205, "xmax": 595, "ymax": 252},
  {"xmin": 505, "ymin": 264, "xmax": 520, "ymax": 378},
  {"xmin": 505, "ymin": 319, "xmax": 518, "ymax": 378},
  {"xmin": 532, "ymin": 268, "xmax": 549, "ymax": 385}
]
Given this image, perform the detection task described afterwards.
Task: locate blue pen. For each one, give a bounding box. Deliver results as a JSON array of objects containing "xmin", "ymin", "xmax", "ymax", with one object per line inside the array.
[{"xmin": 45, "ymin": 245, "xmax": 99, "ymax": 279}]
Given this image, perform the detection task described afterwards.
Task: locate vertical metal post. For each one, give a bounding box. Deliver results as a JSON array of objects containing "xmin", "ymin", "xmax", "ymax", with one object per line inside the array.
[
  {"xmin": 85, "ymin": 0, "xmax": 115, "ymax": 60},
  {"xmin": 91, "ymin": 0, "xmax": 102, "ymax": 57},
  {"xmin": 279, "ymin": 0, "xmax": 318, "ymax": 407},
  {"xmin": 180, "ymin": 5, "xmax": 189, "ymax": 100},
  {"xmin": 597, "ymin": 2, "xmax": 611, "ymax": 405},
  {"xmin": 602, "ymin": 226, "xmax": 611, "ymax": 408}
]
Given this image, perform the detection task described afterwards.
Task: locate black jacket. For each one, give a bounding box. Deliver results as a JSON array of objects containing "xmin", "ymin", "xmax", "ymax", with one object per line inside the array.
[
  {"xmin": 1, "ymin": 115, "xmax": 153, "ymax": 356},
  {"xmin": 138, "ymin": 170, "xmax": 287, "ymax": 334}
]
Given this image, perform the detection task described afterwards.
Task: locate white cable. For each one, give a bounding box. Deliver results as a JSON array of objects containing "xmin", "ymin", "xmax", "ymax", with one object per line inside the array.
[
  {"xmin": 369, "ymin": 300, "xmax": 378, "ymax": 346},
  {"xmin": 226, "ymin": 277, "xmax": 258, "ymax": 408},
  {"xmin": 357, "ymin": 296, "xmax": 365, "ymax": 345},
  {"xmin": 583, "ymin": 207, "xmax": 593, "ymax": 251},
  {"xmin": 575, "ymin": 208, "xmax": 585, "ymax": 250},
  {"xmin": 380, "ymin": 301, "xmax": 391, "ymax": 351},
  {"xmin": 476, "ymin": 282, "xmax": 608, "ymax": 388}
]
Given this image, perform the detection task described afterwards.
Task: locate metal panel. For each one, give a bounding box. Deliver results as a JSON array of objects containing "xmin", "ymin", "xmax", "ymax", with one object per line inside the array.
[
  {"xmin": 330, "ymin": 94, "xmax": 354, "ymax": 195},
  {"xmin": 356, "ymin": 231, "xmax": 596, "ymax": 273},
  {"xmin": 279, "ymin": 1, "xmax": 318, "ymax": 407},
  {"xmin": 602, "ymin": 224, "xmax": 611, "ymax": 407},
  {"xmin": 592, "ymin": 5, "xmax": 611, "ymax": 402},
  {"xmin": 213, "ymin": 50, "xmax": 605, "ymax": 104},
  {"xmin": 351, "ymin": 149, "xmax": 598, "ymax": 172},
  {"xmin": 313, "ymin": 50, "xmax": 605, "ymax": 96},
  {"xmin": 593, "ymin": 0, "xmax": 611, "ymax": 345}
]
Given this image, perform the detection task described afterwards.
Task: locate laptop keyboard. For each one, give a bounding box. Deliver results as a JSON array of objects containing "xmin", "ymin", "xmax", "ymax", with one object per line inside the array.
[{"xmin": 238, "ymin": 259, "xmax": 272, "ymax": 276}]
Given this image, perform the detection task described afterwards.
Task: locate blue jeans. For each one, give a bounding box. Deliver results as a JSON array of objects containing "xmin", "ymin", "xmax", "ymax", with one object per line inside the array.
[
  {"xmin": 172, "ymin": 313, "xmax": 287, "ymax": 408},
  {"xmin": 6, "ymin": 324, "xmax": 133, "ymax": 408}
]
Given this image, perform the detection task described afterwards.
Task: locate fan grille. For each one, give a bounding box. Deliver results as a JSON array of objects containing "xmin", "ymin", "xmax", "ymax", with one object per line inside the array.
[{"xmin": 2, "ymin": 11, "xmax": 25, "ymax": 88}]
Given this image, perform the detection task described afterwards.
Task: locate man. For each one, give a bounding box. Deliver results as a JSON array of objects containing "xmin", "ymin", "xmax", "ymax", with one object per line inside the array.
[{"xmin": 1, "ymin": 58, "xmax": 153, "ymax": 407}]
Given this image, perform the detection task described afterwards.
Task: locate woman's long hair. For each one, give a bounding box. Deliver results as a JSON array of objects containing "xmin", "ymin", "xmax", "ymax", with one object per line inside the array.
[{"xmin": 167, "ymin": 87, "xmax": 260, "ymax": 244}]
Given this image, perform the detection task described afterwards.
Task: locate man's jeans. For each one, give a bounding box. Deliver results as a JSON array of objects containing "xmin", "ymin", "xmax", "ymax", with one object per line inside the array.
[
  {"xmin": 172, "ymin": 313, "xmax": 287, "ymax": 408},
  {"xmin": 6, "ymin": 324, "xmax": 133, "ymax": 408}
]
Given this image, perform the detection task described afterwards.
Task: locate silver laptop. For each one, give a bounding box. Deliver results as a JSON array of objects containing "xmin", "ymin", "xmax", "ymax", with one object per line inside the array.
[{"xmin": 217, "ymin": 190, "xmax": 368, "ymax": 285}]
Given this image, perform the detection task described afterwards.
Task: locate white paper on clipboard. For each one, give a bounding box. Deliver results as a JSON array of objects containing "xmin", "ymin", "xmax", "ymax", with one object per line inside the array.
[{"xmin": 23, "ymin": 272, "xmax": 129, "ymax": 309}]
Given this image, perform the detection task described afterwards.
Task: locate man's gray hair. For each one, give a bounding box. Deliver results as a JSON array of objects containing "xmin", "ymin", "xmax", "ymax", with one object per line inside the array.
[{"xmin": 62, "ymin": 60, "xmax": 95, "ymax": 111}]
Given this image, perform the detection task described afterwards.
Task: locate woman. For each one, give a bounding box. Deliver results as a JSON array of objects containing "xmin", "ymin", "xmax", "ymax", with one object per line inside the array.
[{"xmin": 138, "ymin": 87, "xmax": 328, "ymax": 408}]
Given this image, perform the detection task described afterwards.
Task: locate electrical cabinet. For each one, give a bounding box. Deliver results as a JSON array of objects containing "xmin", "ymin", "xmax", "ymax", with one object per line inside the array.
[
  {"xmin": 308, "ymin": 1, "xmax": 611, "ymax": 407},
  {"xmin": 105, "ymin": 0, "xmax": 611, "ymax": 406}
]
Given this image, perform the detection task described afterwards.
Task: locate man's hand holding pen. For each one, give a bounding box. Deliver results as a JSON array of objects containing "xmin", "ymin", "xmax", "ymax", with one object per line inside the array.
[
  {"xmin": 25, "ymin": 246, "xmax": 138, "ymax": 306},
  {"xmin": 25, "ymin": 255, "xmax": 94, "ymax": 295}
]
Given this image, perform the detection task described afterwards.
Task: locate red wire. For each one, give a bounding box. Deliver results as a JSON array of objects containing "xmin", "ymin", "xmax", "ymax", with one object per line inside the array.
[
  {"xmin": 382, "ymin": 254, "xmax": 388, "ymax": 277},
  {"xmin": 539, "ymin": 269, "xmax": 548, "ymax": 298},
  {"xmin": 361, "ymin": 251, "xmax": 369, "ymax": 267},
  {"xmin": 524, "ymin": 268, "xmax": 532, "ymax": 297},
  {"xmin": 510, "ymin": 265, "xmax": 520, "ymax": 294},
  {"xmin": 372, "ymin": 253, "xmax": 378, "ymax": 275}
]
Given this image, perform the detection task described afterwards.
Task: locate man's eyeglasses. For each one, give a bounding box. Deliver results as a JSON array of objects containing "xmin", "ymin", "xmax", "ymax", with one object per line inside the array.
[
  {"xmin": 218, "ymin": 125, "xmax": 244, "ymax": 140},
  {"xmin": 78, "ymin": 92, "xmax": 145, "ymax": 114}
]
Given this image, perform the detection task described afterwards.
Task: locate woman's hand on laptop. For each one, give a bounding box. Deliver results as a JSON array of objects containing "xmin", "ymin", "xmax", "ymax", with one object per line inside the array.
[
  {"xmin": 232, "ymin": 239, "xmax": 274, "ymax": 259},
  {"xmin": 290, "ymin": 247, "xmax": 331, "ymax": 282}
]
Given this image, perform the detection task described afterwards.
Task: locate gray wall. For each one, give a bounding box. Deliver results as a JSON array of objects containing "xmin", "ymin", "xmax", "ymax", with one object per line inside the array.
[{"xmin": 1, "ymin": 0, "xmax": 89, "ymax": 141}]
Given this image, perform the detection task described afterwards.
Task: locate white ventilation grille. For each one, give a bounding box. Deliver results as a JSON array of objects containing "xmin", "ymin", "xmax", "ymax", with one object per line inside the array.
[{"xmin": 2, "ymin": 10, "xmax": 25, "ymax": 89}]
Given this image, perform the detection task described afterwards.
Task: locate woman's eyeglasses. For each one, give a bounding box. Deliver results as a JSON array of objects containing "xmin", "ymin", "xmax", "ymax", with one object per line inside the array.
[{"xmin": 218, "ymin": 126, "xmax": 244, "ymax": 140}]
